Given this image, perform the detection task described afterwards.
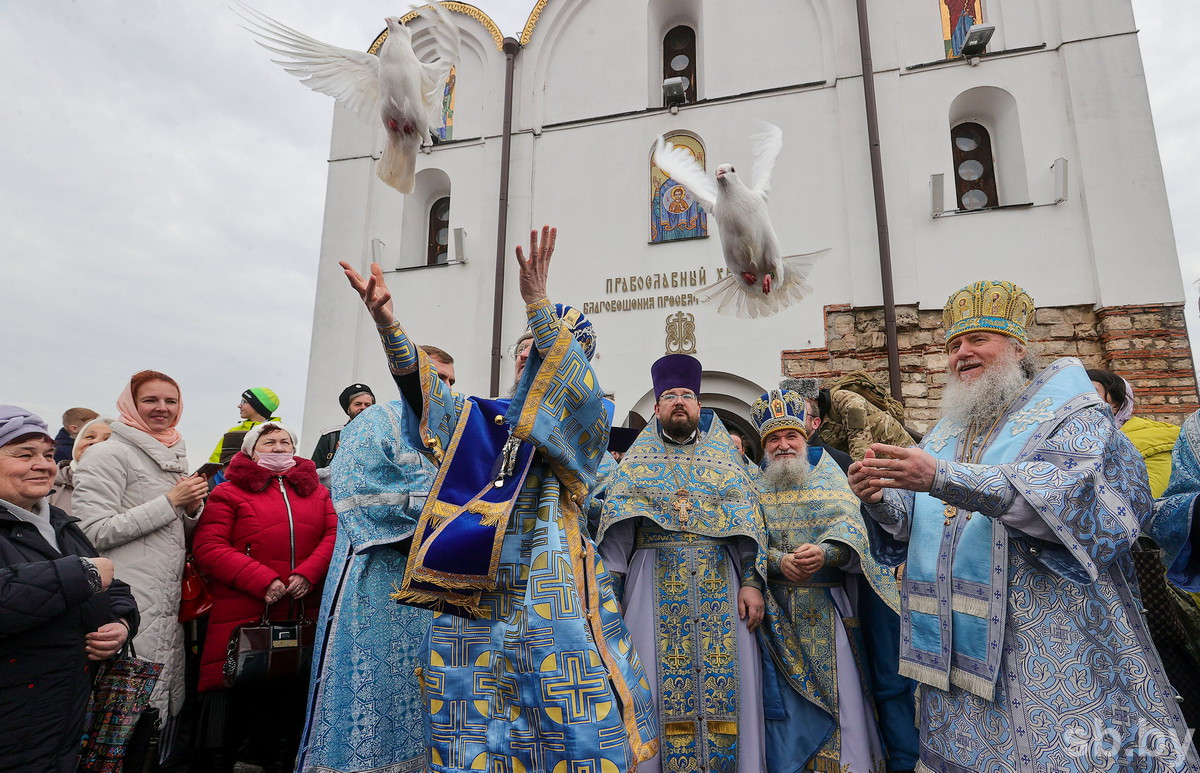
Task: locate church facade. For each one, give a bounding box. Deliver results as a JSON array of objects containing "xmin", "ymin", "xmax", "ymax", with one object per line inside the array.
[{"xmin": 302, "ymin": 0, "xmax": 1197, "ymax": 458}]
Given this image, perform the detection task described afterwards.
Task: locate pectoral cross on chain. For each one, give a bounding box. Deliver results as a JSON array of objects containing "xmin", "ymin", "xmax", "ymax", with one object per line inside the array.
[{"xmin": 673, "ymin": 490, "xmax": 693, "ymax": 527}]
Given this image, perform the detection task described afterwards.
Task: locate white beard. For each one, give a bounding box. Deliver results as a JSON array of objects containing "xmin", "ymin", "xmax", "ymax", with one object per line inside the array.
[
  {"xmin": 941, "ymin": 348, "xmax": 1029, "ymax": 428},
  {"xmin": 763, "ymin": 455, "xmax": 809, "ymax": 489}
]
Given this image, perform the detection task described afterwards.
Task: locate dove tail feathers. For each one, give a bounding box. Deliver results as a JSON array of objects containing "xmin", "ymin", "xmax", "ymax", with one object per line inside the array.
[
  {"xmin": 377, "ymin": 138, "xmax": 417, "ymax": 194},
  {"xmin": 696, "ymin": 248, "xmax": 829, "ymax": 319}
]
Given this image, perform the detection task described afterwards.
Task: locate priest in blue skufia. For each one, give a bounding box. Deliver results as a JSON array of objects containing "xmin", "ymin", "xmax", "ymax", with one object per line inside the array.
[
  {"xmin": 296, "ymin": 399, "xmax": 434, "ymax": 773},
  {"xmin": 849, "ymin": 280, "xmax": 1199, "ymax": 772},
  {"xmin": 339, "ymin": 226, "xmax": 659, "ymax": 773},
  {"xmin": 751, "ymin": 387, "xmax": 902, "ymax": 773},
  {"xmin": 598, "ymin": 354, "xmax": 768, "ymax": 773}
]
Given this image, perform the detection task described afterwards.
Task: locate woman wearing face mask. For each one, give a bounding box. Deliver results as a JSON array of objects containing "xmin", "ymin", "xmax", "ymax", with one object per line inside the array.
[
  {"xmin": 192, "ymin": 422, "xmax": 336, "ymax": 773},
  {"xmin": 49, "ymin": 417, "xmax": 112, "ymax": 515},
  {"xmin": 73, "ymin": 370, "xmax": 207, "ymax": 760}
]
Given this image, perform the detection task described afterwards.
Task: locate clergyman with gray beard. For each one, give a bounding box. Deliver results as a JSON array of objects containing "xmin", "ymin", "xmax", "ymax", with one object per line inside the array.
[
  {"xmin": 846, "ymin": 280, "xmax": 1196, "ymax": 771},
  {"xmin": 751, "ymin": 386, "xmax": 907, "ymax": 772}
]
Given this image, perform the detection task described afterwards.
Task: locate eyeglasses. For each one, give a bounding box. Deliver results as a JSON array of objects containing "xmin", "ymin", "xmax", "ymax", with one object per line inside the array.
[{"xmin": 659, "ymin": 393, "xmax": 698, "ymax": 404}]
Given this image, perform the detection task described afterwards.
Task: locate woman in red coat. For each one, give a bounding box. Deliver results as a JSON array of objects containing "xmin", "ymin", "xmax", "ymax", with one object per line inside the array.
[{"xmin": 193, "ymin": 422, "xmax": 336, "ymax": 773}]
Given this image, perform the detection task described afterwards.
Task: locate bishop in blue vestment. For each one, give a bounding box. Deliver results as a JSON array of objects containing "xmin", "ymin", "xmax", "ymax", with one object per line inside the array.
[
  {"xmin": 340, "ymin": 227, "xmax": 658, "ymax": 773},
  {"xmin": 849, "ymin": 280, "xmax": 1198, "ymax": 772}
]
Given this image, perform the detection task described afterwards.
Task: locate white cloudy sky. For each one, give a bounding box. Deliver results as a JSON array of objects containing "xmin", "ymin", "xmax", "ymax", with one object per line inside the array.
[{"xmin": 1, "ymin": 1, "xmax": 1195, "ymax": 469}]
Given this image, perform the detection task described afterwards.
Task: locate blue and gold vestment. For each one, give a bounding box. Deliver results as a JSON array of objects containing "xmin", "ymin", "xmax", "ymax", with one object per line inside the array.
[
  {"xmin": 865, "ymin": 358, "xmax": 1199, "ymax": 772},
  {"xmin": 757, "ymin": 446, "xmax": 898, "ymax": 773},
  {"xmin": 598, "ymin": 411, "xmax": 767, "ymax": 773},
  {"xmin": 374, "ymin": 298, "xmax": 658, "ymax": 773},
  {"xmin": 297, "ymin": 401, "xmax": 433, "ymax": 773}
]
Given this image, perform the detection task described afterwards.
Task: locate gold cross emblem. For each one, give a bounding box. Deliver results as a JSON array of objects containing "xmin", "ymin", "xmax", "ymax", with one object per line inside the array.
[{"xmin": 673, "ymin": 490, "xmax": 693, "ymax": 526}]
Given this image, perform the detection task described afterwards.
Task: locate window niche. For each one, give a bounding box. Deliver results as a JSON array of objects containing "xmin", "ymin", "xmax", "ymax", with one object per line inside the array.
[
  {"xmin": 649, "ymin": 132, "xmax": 708, "ymax": 243},
  {"xmin": 647, "ymin": 0, "xmax": 703, "ymax": 108},
  {"xmin": 663, "ymin": 26, "xmax": 697, "ymax": 104},
  {"xmin": 948, "ymin": 86, "xmax": 1029, "ymax": 211},
  {"xmin": 397, "ymin": 168, "xmax": 452, "ymax": 268}
]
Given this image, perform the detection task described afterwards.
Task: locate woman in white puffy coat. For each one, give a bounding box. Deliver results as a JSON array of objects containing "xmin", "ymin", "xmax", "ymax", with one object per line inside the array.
[{"xmin": 73, "ymin": 370, "xmax": 209, "ymax": 759}]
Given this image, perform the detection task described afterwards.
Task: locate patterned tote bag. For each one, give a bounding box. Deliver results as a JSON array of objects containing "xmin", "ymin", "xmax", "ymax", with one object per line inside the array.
[{"xmin": 78, "ymin": 645, "xmax": 164, "ymax": 773}]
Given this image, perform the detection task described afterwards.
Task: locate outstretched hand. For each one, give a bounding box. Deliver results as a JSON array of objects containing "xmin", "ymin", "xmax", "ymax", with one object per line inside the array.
[
  {"xmin": 340, "ymin": 261, "xmax": 395, "ymax": 327},
  {"xmin": 854, "ymin": 443, "xmax": 937, "ymax": 494},
  {"xmin": 515, "ymin": 226, "xmax": 556, "ymax": 304}
]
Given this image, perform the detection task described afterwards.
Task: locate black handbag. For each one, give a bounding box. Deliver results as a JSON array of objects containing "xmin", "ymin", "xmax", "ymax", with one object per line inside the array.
[
  {"xmin": 121, "ymin": 706, "xmax": 161, "ymax": 773},
  {"xmin": 223, "ymin": 601, "xmax": 315, "ymax": 687}
]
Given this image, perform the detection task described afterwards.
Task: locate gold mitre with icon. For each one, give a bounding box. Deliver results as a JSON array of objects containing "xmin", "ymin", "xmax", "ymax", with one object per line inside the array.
[
  {"xmin": 751, "ymin": 389, "xmax": 808, "ymax": 440},
  {"xmin": 943, "ymin": 280, "xmax": 1035, "ymax": 347}
]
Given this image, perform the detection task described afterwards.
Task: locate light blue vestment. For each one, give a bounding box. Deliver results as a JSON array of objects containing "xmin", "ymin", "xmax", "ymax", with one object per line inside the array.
[
  {"xmin": 864, "ymin": 358, "xmax": 1199, "ymax": 772},
  {"xmin": 296, "ymin": 401, "xmax": 433, "ymax": 773},
  {"xmin": 376, "ymin": 299, "xmax": 659, "ymax": 772}
]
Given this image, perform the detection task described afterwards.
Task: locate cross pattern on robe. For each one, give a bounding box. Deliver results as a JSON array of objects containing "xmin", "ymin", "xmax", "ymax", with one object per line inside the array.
[
  {"xmin": 705, "ymin": 635, "xmax": 733, "ymax": 670},
  {"xmin": 541, "ymin": 652, "xmax": 611, "ymax": 723},
  {"xmin": 510, "ymin": 707, "xmax": 567, "ymax": 771},
  {"xmin": 953, "ymin": 730, "xmax": 979, "ymax": 757},
  {"xmin": 801, "ymin": 606, "xmax": 823, "ymax": 627},
  {"xmin": 492, "ymin": 670, "xmax": 520, "ymax": 721},
  {"xmin": 430, "ymin": 700, "xmax": 488, "ymax": 770},
  {"xmin": 699, "ymin": 567, "xmax": 727, "ymax": 596},
  {"xmin": 503, "ymin": 620, "xmax": 556, "ymax": 672},
  {"xmin": 660, "ymin": 568, "xmax": 688, "ymax": 597},
  {"xmin": 1048, "ymin": 616, "xmax": 1079, "ymax": 657},
  {"xmin": 432, "ymin": 621, "xmax": 491, "ymax": 667},
  {"xmin": 664, "ymin": 639, "xmax": 693, "ymax": 671},
  {"xmin": 479, "ymin": 564, "xmax": 522, "ymax": 622},
  {"xmin": 1105, "ymin": 700, "xmax": 1134, "ymax": 729},
  {"xmin": 531, "ymin": 554, "xmax": 580, "ymax": 619}
]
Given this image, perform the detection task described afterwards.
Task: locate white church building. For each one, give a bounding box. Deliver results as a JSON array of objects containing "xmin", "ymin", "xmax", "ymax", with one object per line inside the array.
[{"xmin": 302, "ymin": 0, "xmax": 1197, "ymax": 459}]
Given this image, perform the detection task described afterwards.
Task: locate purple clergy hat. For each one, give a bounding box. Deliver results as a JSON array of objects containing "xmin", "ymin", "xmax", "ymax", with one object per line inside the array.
[{"xmin": 651, "ymin": 354, "xmax": 702, "ymax": 399}]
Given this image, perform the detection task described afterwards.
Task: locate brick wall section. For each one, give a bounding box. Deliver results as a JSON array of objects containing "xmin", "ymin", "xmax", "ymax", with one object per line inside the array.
[{"xmin": 781, "ymin": 302, "xmax": 1198, "ymax": 434}]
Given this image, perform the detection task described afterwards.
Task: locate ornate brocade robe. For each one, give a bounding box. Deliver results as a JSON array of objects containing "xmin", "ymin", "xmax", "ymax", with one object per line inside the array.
[
  {"xmin": 297, "ymin": 401, "xmax": 433, "ymax": 773},
  {"xmin": 598, "ymin": 411, "xmax": 768, "ymax": 773},
  {"xmin": 864, "ymin": 358, "xmax": 1199, "ymax": 773},
  {"xmin": 757, "ymin": 447, "xmax": 899, "ymax": 773},
  {"xmin": 376, "ymin": 299, "xmax": 659, "ymax": 773}
]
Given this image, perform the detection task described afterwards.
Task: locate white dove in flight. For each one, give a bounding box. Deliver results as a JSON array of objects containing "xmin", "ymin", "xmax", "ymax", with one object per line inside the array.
[
  {"xmin": 233, "ymin": 1, "xmax": 460, "ymax": 194},
  {"xmin": 654, "ymin": 124, "xmax": 828, "ymax": 319}
]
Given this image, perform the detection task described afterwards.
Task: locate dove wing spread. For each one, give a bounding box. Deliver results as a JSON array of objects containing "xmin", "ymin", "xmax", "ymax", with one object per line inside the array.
[
  {"xmin": 749, "ymin": 123, "xmax": 783, "ymax": 195},
  {"xmin": 233, "ymin": 1, "xmax": 381, "ymax": 120},
  {"xmin": 413, "ymin": 3, "xmax": 461, "ymax": 133},
  {"xmin": 654, "ymin": 135, "xmax": 718, "ymax": 213}
]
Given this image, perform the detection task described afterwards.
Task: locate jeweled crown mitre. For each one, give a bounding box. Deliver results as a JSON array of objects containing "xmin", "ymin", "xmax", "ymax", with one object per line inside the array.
[
  {"xmin": 942, "ymin": 280, "xmax": 1035, "ymax": 348},
  {"xmin": 751, "ymin": 389, "xmax": 807, "ymax": 440}
]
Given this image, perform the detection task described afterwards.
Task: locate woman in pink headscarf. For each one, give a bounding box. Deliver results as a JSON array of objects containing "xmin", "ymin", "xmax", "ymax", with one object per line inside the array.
[{"xmin": 73, "ymin": 370, "xmax": 209, "ymax": 761}]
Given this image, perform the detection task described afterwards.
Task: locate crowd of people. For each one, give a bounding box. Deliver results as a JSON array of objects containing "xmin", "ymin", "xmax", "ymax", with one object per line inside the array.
[{"xmin": 2, "ymin": 226, "xmax": 1198, "ymax": 773}]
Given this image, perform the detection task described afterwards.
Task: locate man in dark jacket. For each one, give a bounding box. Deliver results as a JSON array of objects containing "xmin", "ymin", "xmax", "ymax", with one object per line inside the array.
[{"xmin": 0, "ymin": 406, "xmax": 140, "ymax": 773}]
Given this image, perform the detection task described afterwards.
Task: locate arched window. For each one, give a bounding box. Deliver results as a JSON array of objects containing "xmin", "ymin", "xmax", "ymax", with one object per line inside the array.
[
  {"xmin": 663, "ymin": 26, "xmax": 697, "ymax": 104},
  {"xmin": 942, "ymin": 0, "xmax": 983, "ymax": 58},
  {"xmin": 650, "ymin": 133, "xmax": 708, "ymax": 243},
  {"xmin": 426, "ymin": 196, "xmax": 451, "ymax": 265},
  {"xmin": 951, "ymin": 122, "xmax": 998, "ymax": 211}
]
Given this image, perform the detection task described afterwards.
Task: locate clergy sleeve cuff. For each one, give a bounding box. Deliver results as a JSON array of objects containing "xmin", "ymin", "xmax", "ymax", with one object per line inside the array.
[
  {"xmin": 930, "ymin": 459, "xmax": 1016, "ymax": 518},
  {"xmin": 377, "ymin": 320, "xmax": 420, "ymax": 376},
  {"xmin": 863, "ymin": 493, "xmax": 906, "ymax": 526},
  {"xmin": 821, "ymin": 542, "xmax": 852, "ymax": 569},
  {"xmin": 526, "ymin": 298, "xmax": 558, "ymax": 354},
  {"xmin": 767, "ymin": 548, "xmax": 787, "ymax": 579},
  {"xmin": 740, "ymin": 564, "xmax": 763, "ymax": 591}
]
